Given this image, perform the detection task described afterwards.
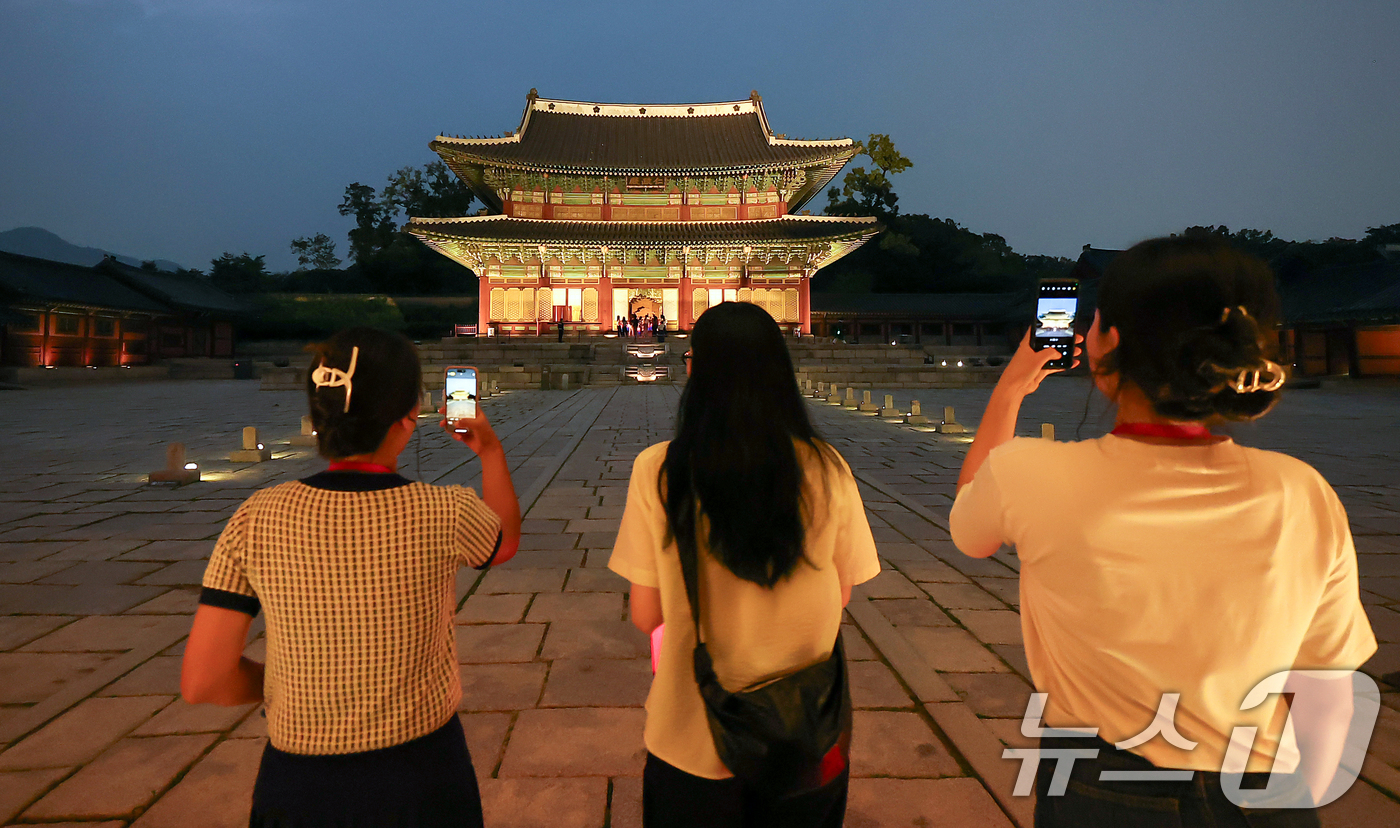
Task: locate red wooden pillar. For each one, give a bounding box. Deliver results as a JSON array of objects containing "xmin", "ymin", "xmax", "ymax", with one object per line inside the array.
[
  {"xmin": 478, "ymin": 277, "xmax": 489, "ymax": 335},
  {"xmin": 680, "ymin": 271, "xmax": 693, "ymax": 329},
  {"xmin": 599, "ymin": 269, "xmax": 613, "ymax": 331},
  {"xmin": 799, "ymin": 277, "xmax": 812, "ymax": 336}
]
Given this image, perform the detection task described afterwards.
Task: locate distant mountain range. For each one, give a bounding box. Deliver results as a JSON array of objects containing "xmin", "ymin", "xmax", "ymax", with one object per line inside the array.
[{"xmin": 0, "ymin": 227, "xmax": 186, "ymax": 272}]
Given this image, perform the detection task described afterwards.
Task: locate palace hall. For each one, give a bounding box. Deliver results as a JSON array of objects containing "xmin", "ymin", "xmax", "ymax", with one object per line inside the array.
[{"xmin": 407, "ymin": 90, "xmax": 880, "ymax": 336}]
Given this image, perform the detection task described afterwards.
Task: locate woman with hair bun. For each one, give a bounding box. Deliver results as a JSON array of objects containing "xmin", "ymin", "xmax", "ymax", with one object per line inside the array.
[
  {"xmin": 950, "ymin": 236, "xmax": 1375, "ymax": 826},
  {"xmin": 181, "ymin": 326, "xmax": 521, "ymax": 827}
]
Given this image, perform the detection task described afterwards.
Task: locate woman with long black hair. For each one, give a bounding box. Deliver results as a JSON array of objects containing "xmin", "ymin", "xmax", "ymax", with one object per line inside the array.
[
  {"xmin": 951, "ymin": 236, "xmax": 1376, "ymax": 826},
  {"xmin": 609, "ymin": 302, "xmax": 880, "ymax": 828}
]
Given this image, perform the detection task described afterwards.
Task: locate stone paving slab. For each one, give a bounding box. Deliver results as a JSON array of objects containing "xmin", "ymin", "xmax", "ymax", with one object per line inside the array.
[{"xmin": 0, "ymin": 379, "xmax": 1397, "ymax": 826}]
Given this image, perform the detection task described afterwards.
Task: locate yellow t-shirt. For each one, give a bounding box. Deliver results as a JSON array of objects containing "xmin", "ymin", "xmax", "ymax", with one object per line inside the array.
[
  {"xmin": 608, "ymin": 440, "xmax": 881, "ymax": 779},
  {"xmin": 949, "ymin": 435, "xmax": 1377, "ymax": 773}
]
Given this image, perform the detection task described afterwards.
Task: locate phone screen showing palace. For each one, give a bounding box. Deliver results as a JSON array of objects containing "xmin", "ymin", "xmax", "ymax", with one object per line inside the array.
[
  {"xmin": 444, "ymin": 367, "xmax": 477, "ymax": 425},
  {"xmin": 1032, "ymin": 280, "xmax": 1078, "ymax": 370}
]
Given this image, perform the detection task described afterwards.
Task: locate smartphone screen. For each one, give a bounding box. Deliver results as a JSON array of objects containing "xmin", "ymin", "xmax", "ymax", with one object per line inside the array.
[
  {"xmin": 1032, "ymin": 280, "xmax": 1078, "ymax": 369},
  {"xmin": 444, "ymin": 367, "xmax": 477, "ymax": 425}
]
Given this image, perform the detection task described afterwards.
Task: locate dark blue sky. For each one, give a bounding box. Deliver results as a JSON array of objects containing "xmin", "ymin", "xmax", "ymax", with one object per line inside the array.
[{"xmin": 2, "ymin": 0, "xmax": 1397, "ymax": 273}]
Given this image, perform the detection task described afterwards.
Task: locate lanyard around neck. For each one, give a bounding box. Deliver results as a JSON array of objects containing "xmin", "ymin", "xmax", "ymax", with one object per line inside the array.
[
  {"xmin": 327, "ymin": 461, "xmax": 395, "ymax": 474},
  {"xmin": 1111, "ymin": 422, "xmax": 1214, "ymax": 440}
]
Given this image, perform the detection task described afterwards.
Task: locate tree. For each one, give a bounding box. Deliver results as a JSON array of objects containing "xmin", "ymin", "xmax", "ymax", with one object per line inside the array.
[
  {"xmin": 825, "ymin": 134, "xmax": 913, "ymax": 219},
  {"xmin": 338, "ymin": 182, "xmax": 397, "ymax": 266},
  {"xmin": 338, "ymin": 161, "xmax": 479, "ymax": 294},
  {"xmin": 209, "ymin": 252, "xmax": 272, "ymax": 294},
  {"xmin": 290, "ymin": 233, "xmax": 341, "ymax": 271},
  {"xmin": 381, "ymin": 161, "xmax": 475, "ymax": 220}
]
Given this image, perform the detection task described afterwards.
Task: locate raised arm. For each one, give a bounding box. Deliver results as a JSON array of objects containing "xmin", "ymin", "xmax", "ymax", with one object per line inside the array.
[
  {"xmin": 957, "ymin": 329, "xmax": 1078, "ymax": 494},
  {"xmin": 443, "ymin": 406, "xmax": 521, "ymax": 564}
]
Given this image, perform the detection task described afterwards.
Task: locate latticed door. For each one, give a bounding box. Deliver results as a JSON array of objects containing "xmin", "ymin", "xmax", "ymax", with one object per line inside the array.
[
  {"xmin": 692, "ymin": 287, "xmax": 709, "ymax": 319},
  {"xmin": 536, "ymin": 290, "xmax": 553, "ymax": 322},
  {"xmin": 489, "ymin": 288, "xmax": 505, "ymax": 321},
  {"xmin": 582, "ymin": 288, "xmax": 598, "ymax": 322}
]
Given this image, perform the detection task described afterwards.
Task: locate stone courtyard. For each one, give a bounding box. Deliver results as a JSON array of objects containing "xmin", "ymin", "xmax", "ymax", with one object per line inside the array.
[{"xmin": 0, "ymin": 377, "xmax": 1398, "ymax": 827}]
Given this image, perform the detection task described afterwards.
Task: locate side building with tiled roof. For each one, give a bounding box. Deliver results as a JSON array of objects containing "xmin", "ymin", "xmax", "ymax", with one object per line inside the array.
[
  {"xmin": 1067, "ymin": 244, "xmax": 1400, "ymax": 378},
  {"xmin": 0, "ymin": 251, "xmax": 246, "ymax": 368},
  {"xmin": 809, "ymin": 292, "xmax": 1024, "ymax": 348},
  {"xmin": 406, "ymin": 90, "xmax": 880, "ymax": 336}
]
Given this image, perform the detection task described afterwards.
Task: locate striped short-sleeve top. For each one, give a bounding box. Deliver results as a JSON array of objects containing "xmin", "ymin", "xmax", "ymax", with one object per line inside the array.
[{"xmin": 200, "ymin": 470, "xmax": 503, "ymax": 755}]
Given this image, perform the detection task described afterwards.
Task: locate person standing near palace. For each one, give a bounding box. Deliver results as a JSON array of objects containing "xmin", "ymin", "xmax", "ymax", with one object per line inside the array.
[
  {"xmin": 181, "ymin": 327, "xmax": 523, "ymax": 827},
  {"xmin": 950, "ymin": 236, "xmax": 1375, "ymax": 826},
  {"xmin": 610, "ymin": 302, "xmax": 880, "ymax": 828}
]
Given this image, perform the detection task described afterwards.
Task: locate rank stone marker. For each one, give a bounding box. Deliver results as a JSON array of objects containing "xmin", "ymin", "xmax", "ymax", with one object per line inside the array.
[
  {"xmin": 1042, "ymin": 423, "xmax": 1055, "ymax": 441},
  {"xmin": 147, "ymin": 442, "xmax": 199, "ymax": 486},
  {"xmin": 842, "ymin": 387, "xmax": 859, "ymax": 409},
  {"xmin": 858, "ymin": 390, "xmax": 879, "ymax": 413},
  {"xmin": 879, "ymin": 394, "xmax": 903, "ymax": 419},
  {"xmin": 291, "ymin": 415, "xmax": 318, "ymax": 445},
  {"xmin": 936, "ymin": 405, "xmax": 966, "ymax": 434},
  {"xmin": 904, "ymin": 400, "xmax": 930, "ymax": 425},
  {"xmin": 827, "ymin": 385, "xmax": 843, "ymax": 405},
  {"xmin": 229, "ymin": 426, "xmax": 272, "ymax": 462},
  {"xmin": 816, "ymin": 381, "xmax": 826, "ymax": 398}
]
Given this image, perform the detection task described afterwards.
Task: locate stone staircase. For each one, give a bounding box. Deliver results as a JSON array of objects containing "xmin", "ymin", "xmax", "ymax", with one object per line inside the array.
[{"xmin": 258, "ymin": 336, "xmax": 1008, "ymax": 391}]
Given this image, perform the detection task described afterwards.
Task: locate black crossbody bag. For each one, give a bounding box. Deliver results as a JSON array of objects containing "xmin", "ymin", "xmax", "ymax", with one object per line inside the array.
[{"xmin": 676, "ymin": 542, "xmax": 853, "ymax": 800}]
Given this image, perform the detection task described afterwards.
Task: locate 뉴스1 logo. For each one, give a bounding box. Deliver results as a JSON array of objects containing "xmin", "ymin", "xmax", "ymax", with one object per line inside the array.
[{"xmin": 1003, "ymin": 671, "xmax": 1380, "ymax": 809}]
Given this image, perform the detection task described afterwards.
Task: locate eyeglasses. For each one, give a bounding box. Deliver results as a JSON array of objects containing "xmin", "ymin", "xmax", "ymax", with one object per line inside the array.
[{"xmin": 683, "ymin": 352, "xmax": 692, "ymax": 361}]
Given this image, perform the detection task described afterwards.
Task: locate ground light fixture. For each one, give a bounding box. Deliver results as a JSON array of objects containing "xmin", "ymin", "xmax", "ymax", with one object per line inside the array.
[{"xmin": 184, "ymin": 463, "xmax": 198, "ymax": 470}]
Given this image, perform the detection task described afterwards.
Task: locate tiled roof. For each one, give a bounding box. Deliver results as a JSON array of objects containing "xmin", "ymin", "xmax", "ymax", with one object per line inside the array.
[
  {"xmin": 1281, "ymin": 259, "xmax": 1400, "ymax": 325},
  {"xmin": 407, "ymin": 214, "xmax": 881, "ymax": 245},
  {"xmin": 432, "ymin": 93, "xmax": 856, "ymax": 175},
  {"xmin": 0, "ymin": 251, "xmax": 170, "ymax": 313},
  {"xmin": 97, "ymin": 259, "xmax": 248, "ymax": 314}
]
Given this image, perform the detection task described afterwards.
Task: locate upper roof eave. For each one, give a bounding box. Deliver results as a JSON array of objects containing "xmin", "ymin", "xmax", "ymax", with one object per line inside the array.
[
  {"xmin": 430, "ymin": 90, "xmax": 858, "ymax": 176},
  {"xmin": 430, "ymin": 145, "xmax": 858, "ymax": 178}
]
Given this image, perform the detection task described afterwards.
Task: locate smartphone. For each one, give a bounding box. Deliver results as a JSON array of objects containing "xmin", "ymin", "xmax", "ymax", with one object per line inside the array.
[
  {"xmin": 1032, "ymin": 279, "xmax": 1079, "ymax": 370},
  {"xmin": 444, "ymin": 366, "xmax": 478, "ymax": 431}
]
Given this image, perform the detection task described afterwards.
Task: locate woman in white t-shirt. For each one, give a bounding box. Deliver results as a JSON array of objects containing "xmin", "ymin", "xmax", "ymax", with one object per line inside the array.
[
  {"xmin": 950, "ymin": 236, "xmax": 1376, "ymax": 827},
  {"xmin": 609, "ymin": 302, "xmax": 880, "ymax": 828}
]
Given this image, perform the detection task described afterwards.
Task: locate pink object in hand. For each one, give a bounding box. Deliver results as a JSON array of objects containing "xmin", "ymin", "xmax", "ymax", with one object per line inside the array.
[{"xmin": 650, "ymin": 624, "xmax": 664, "ymax": 674}]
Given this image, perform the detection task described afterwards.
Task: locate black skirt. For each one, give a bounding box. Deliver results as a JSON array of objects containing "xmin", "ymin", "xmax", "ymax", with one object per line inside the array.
[{"xmin": 250, "ymin": 716, "xmax": 484, "ymax": 828}]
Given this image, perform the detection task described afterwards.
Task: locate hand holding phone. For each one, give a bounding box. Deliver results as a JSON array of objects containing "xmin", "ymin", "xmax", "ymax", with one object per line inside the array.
[
  {"xmin": 444, "ymin": 366, "xmax": 478, "ymax": 428},
  {"xmin": 1031, "ymin": 279, "xmax": 1079, "ymax": 370}
]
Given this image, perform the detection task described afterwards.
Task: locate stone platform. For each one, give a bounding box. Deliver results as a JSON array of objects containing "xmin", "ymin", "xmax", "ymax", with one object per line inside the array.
[
  {"xmin": 258, "ymin": 337, "xmax": 1008, "ymax": 392},
  {"xmin": 0, "ymin": 379, "xmax": 1397, "ymax": 826}
]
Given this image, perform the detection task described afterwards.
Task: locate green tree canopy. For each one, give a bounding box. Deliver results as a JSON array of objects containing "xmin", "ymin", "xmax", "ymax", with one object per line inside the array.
[
  {"xmin": 825, "ymin": 134, "xmax": 912, "ymax": 219},
  {"xmin": 337, "ymin": 161, "xmax": 479, "ymax": 295},
  {"xmin": 290, "ymin": 232, "xmax": 342, "ymax": 271},
  {"xmin": 209, "ymin": 252, "xmax": 272, "ymax": 294}
]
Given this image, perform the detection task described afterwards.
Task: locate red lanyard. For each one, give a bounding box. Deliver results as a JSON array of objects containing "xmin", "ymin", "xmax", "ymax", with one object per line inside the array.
[
  {"xmin": 327, "ymin": 461, "xmax": 395, "ymax": 474},
  {"xmin": 1111, "ymin": 422, "xmax": 1214, "ymax": 440}
]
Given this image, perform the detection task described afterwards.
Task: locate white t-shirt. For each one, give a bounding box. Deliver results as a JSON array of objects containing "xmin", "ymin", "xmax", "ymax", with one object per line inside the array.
[
  {"xmin": 609, "ymin": 440, "xmax": 881, "ymax": 779},
  {"xmin": 950, "ymin": 435, "xmax": 1376, "ymax": 773}
]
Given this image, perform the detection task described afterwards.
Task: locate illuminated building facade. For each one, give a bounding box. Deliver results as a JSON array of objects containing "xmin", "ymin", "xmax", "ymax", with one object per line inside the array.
[{"xmin": 407, "ymin": 90, "xmax": 879, "ymax": 335}]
